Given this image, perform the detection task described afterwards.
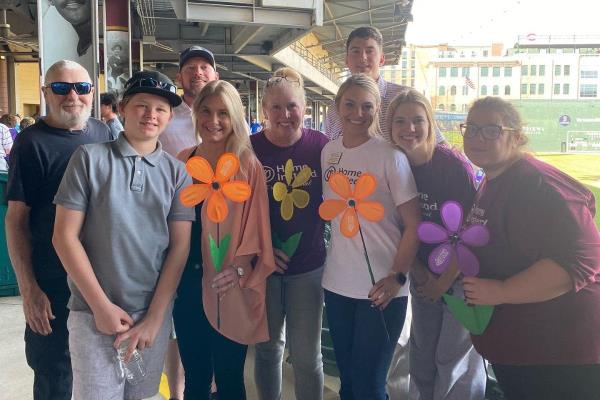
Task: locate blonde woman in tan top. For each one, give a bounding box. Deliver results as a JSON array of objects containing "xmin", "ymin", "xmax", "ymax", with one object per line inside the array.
[{"xmin": 176, "ymin": 80, "xmax": 276, "ymax": 399}]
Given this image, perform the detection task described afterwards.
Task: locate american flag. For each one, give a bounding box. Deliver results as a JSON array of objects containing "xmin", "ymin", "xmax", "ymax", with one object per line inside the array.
[{"xmin": 465, "ymin": 75, "xmax": 475, "ymax": 90}]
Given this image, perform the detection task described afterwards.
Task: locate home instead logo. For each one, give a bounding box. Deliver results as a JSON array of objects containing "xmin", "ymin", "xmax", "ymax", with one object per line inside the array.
[{"xmin": 323, "ymin": 165, "xmax": 363, "ymax": 184}]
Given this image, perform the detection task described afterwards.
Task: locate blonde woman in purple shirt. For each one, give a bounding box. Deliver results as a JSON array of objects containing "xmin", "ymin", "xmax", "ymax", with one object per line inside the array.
[
  {"xmin": 462, "ymin": 97, "xmax": 600, "ymax": 400},
  {"xmin": 389, "ymin": 90, "xmax": 486, "ymax": 400}
]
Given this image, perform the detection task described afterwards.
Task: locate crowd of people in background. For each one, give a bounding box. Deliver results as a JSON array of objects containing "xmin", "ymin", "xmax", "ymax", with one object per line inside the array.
[{"xmin": 4, "ymin": 24, "xmax": 600, "ymax": 400}]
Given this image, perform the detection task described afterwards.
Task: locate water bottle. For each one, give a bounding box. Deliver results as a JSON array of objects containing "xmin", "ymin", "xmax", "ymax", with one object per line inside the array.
[{"xmin": 115, "ymin": 341, "xmax": 146, "ymax": 385}]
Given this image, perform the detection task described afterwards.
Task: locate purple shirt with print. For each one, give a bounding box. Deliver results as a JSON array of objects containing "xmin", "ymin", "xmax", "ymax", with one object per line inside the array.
[
  {"xmin": 467, "ymin": 155, "xmax": 600, "ymax": 365},
  {"xmin": 411, "ymin": 145, "xmax": 476, "ymax": 266},
  {"xmin": 251, "ymin": 128, "xmax": 329, "ymax": 275}
]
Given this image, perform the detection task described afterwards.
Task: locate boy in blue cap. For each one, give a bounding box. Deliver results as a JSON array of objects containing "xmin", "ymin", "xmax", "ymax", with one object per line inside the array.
[{"xmin": 52, "ymin": 70, "xmax": 195, "ymax": 399}]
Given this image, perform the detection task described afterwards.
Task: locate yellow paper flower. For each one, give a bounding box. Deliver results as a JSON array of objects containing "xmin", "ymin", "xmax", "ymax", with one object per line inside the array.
[{"xmin": 272, "ymin": 159, "xmax": 311, "ymax": 221}]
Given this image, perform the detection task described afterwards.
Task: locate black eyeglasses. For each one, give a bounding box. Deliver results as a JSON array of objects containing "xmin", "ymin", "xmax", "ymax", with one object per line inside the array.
[
  {"xmin": 47, "ymin": 82, "xmax": 93, "ymax": 95},
  {"xmin": 266, "ymin": 76, "xmax": 301, "ymax": 87},
  {"xmin": 125, "ymin": 78, "xmax": 177, "ymax": 94},
  {"xmin": 460, "ymin": 123, "xmax": 516, "ymax": 140}
]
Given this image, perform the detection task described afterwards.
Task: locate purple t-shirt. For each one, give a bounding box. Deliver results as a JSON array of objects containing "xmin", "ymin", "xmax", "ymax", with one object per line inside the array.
[
  {"xmin": 466, "ymin": 155, "xmax": 600, "ymax": 365},
  {"xmin": 411, "ymin": 145, "xmax": 475, "ymax": 266},
  {"xmin": 251, "ymin": 128, "xmax": 329, "ymax": 275}
]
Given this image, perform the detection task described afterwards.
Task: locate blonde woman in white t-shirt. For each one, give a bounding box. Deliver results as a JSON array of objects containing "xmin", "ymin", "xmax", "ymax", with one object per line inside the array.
[{"xmin": 320, "ymin": 74, "xmax": 421, "ymax": 400}]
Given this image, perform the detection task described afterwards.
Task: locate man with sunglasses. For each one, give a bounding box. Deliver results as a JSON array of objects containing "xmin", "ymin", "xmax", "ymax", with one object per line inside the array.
[{"xmin": 5, "ymin": 60, "xmax": 113, "ymax": 400}]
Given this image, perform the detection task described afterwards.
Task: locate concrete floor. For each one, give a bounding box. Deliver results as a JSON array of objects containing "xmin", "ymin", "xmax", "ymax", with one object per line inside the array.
[{"xmin": 0, "ymin": 296, "xmax": 340, "ymax": 400}]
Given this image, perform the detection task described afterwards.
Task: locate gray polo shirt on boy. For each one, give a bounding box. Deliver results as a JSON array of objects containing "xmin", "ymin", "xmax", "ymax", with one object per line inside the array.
[{"xmin": 54, "ymin": 134, "xmax": 195, "ymax": 313}]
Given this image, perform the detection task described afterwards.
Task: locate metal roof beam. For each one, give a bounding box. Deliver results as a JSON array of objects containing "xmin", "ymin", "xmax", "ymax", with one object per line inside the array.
[
  {"xmin": 186, "ymin": 3, "xmax": 314, "ymax": 28},
  {"xmin": 324, "ymin": 2, "xmax": 397, "ymax": 24},
  {"xmin": 231, "ymin": 25, "xmax": 264, "ymax": 54}
]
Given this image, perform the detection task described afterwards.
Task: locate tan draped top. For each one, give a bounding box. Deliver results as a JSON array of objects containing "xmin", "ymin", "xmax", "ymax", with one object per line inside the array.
[{"xmin": 179, "ymin": 147, "xmax": 275, "ymax": 344}]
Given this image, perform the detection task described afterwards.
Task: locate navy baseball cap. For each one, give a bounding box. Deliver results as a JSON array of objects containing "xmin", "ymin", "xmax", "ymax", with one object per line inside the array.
[
  {"xmin": 179, "ymin": 46, "xmax": 216, "ymax": 70},
  {"xmin": 122, "ymin": 71, "xmax": 182, "ymax": 107}
]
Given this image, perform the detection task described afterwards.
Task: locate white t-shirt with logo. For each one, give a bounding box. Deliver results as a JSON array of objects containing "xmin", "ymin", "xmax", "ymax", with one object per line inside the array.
[{"xmin": 321, "ymin": 136, "xmax": 417, "ymax": 299}]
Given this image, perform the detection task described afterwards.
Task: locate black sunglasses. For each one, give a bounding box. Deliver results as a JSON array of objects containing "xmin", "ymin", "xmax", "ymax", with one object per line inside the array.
[
  {"xmin": 125, "ymin": 78, "xmax": 177, "ymax": 94},
  {"xmin": 47, "ymin": 82, "xmax": 93, "ymax": 95}
]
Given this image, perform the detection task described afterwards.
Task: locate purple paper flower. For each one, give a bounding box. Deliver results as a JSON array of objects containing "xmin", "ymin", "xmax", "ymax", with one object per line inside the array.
[{"xmin": 417, "ymin": 200, "xmax": 489, "ymax": 277}]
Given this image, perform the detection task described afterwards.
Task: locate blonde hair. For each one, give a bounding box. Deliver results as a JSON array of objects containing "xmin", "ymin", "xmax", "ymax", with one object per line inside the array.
[
  {"xmin": 387, "ymin": 89, "xmax": 437, "ymax": 156},
  {"xmin": 335, "ymin": 74, "xmax": 381, "ymax": 136},
  {"xmin": 262, "ymin": 67, "xmax": 306, "ymax": 107},
  {"xmin": 468, "ymin": 96, "xmax": 529, "ymax": 147},
  {"xmin": 192, "ymin": 80, "xmax": 253, "ymax": 168}
]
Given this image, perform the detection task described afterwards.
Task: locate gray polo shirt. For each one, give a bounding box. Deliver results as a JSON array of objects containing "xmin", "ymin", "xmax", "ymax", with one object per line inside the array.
[{"xmin": 54, "ymin": 134, "xmax": 195, "ymax": 313}]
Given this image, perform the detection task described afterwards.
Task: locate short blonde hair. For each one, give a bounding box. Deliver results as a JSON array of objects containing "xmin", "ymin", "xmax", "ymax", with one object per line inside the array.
[
  {"xmin": 192, "ymin": 80, "xmax": 253, "ymax": 169},
  {"xmin": 468, "ymin": 96, "xmax": 528, "ymax": 147},
  {"xmin": 335, "ymin": 74, "xmax": 381, "ymax": 136},
  {"xmin": 387, "ymin": 89, "xmax": 437, "ymax": 155}
]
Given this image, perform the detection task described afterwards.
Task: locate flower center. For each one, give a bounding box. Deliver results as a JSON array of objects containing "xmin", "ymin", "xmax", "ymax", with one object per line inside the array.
[
  {"xmin": 347, "ymin": 199, "xmax": 356, "ymax": 207},
  {"xmin": 449, "ymin": 232, "xmax": 460, "ymax": 244},
  {"xmin": 212, "ymin": 182, "xmax": 221, "ymax": 190}
]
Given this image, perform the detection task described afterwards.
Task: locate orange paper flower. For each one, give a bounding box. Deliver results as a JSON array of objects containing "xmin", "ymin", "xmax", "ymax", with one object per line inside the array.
[
  {"xmin": 319, "ymin": 172, "xmax": 384, "ymax": 238},
  {"xmin": 180, "ymin": 152, "xmax": 251, "ymax": 223}
]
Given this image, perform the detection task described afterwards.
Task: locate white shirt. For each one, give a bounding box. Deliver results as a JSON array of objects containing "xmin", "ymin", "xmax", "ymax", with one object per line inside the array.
[
  {"xmin": 321, "ymin": 136, "xmax": 417, "ymax": 299},
  {"xmin": 160, "ymin": 101, "xmax": 198, "ymax": 157},
  {"xmin": 0, "ymin": 123, "xmax": 13, "ymax": 170}
]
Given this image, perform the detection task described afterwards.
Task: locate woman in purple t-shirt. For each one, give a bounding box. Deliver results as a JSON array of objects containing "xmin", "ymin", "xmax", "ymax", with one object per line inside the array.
[
  {"xmin": 251, "ymin": 67, "xmax": 328, "ymax": 400},
  {"xmin": 461, "ymin": 97, "xmax": 600, "ymax": 400},
  {"xmin": 388, "ymin": 89, "xmax": 486, "ymax": 400}
]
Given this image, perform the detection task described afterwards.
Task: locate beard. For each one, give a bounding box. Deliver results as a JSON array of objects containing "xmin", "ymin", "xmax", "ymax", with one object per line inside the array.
[{"xmin": 51, "ymin": 101, "xmax": 92, "ymax": 128}]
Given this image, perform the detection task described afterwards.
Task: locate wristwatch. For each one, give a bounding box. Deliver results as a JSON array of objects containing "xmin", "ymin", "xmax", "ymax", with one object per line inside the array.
[{"xmin": 394, "ymin": 272, "xmax": 407, "ymax": 285}]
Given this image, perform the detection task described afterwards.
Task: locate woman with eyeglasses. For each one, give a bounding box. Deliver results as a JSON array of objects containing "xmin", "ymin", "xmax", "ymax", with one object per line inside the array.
[
  {"xmin": 177, "ymin": 80, "xmax": 276, "ymax": 400},
  {"xmin": 461, "ymin": 97, "xmax": 600, "ymax": 400},
  {"xmin": 321, "ymin": 74, "xmax": 420, "ymax": 400},
  {"xmin": 251, "ymin": 67, "xmax": 328, "ymax": 400},
  {"xmin": 387, "ymin": 90, "xmax": 485, "ymax": 400}
]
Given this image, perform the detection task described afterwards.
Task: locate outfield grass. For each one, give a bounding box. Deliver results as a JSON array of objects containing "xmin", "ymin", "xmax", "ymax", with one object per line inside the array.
[{"xmin": 534, "ymin": 153, "xmax": 600, "ymax": 228}]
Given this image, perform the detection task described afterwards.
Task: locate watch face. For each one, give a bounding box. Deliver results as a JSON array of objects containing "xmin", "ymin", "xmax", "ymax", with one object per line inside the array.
[{"xmin": 237, "ymin": 267, "xmax": 245, "ymax": 277}]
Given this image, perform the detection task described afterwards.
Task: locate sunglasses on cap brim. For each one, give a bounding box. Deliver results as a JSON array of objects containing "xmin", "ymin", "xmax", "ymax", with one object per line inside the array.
[
  {"xmin": 47, "ymin": 82, "xmax": 94, "ymax": 95},
  {"xmin": 125, "ymin": 78, "xmax": 177, "ymax": 94}
]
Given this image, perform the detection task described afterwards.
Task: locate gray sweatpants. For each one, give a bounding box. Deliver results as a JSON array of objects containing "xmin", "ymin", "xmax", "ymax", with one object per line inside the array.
[{"xmin": 408, "ymin": 282, "xmax": 486, "ymax": 400}]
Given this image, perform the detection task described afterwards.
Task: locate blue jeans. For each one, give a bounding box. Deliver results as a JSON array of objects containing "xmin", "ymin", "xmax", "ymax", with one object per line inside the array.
[
  {"xmin": 254, "ymin": 267, "xmax": 324, "ymax": 400},
  {"xmin": 325, "ymin": 290, "xmax": 408, "ymax": 400}
]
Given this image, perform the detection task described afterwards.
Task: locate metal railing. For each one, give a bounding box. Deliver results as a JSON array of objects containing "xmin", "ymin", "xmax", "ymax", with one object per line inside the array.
[{"xmin": 290, "ymin": 41, "xmax": 342, "ymax": 84}]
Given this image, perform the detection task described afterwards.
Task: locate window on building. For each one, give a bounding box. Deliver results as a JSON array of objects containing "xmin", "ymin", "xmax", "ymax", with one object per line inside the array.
[
  {"xmin": 438, "ymin": 104, "xmax": 445, "ymax": 110},
  {"xmin": 521, "ymin": 84, "xmax": 528, "ymax": 94},
  {"xmin": 462, "ymin": 85, "xmax": 469, "ymax": 95},
  {"xmin": 402, "ymin": 79, "xmax": 407, "ymax": 86},
  {"xmin": 462, "ymin": 104, "xmax": 468, "ymax": 112},
  {"xmin": 483, "ymin": 50, "xmax": 489, "ymax": 57},
  {"xmin": 439, "ymin": 86, "xmax": 446, "ymax": 96},
  {"xmin": 522, "ymin": 65, "xmax": 528, "ymax": 76},
  {"xmin": 539, "ymin": 65, "xmax": 545, "ymax": 76},
  {"xmin": 411, "ymin": 70, "xmax": 416, "ymax": 77},
  {"xmin": 563, "ymin": 48, "xmax": 575, "ymax": 54},
  {"xmin": 450, "ymin": 85, "xmax": 457, "ymax": 95},
  {"xmin": 539, "ymin": 83, "xmax": 545, "ymax": 95},
  {"xmin": 564, "ymin": 65, "xmax": 571, "ymax": 76},
  {"xmin": 580, "ymin": 84, "xmax": 597, "ymax": 97},
  {"xmin": 493, "ymin": 85, "xmax": 499, "ymax": 95},
  {"xmin": 504, "ymin": 67, "xmax": 512, "ymax": 77},
  {"xmin": 554, "ymin": 83, "xmax": 560, "ymax": 95},
  {"xmin": 493, "ymin": 66, "xmax": 500, "ymax": 77},
  {"xmin": 581, "ymin": 70, "xmax": 599, "ymax": 79},
  {"xmin": 439, "ymin": 67, "xmax": 447, "ymax": 77},
  {"xmin": 471, "ymin": 51, "xmax": 477, "ymax": 57},
  {"xmin": 462, "ymin": 67, "xmax": 469, "ymax": 77},
  {"xmin": 530, "ymin": 84, "xmax": 536, "ymax": 95},
  {"xmin": 401, "ymin": 60, "xmax": 407, "ymax": 69},
  {"xmin": 555, "ymin": 65, "xmax": 561, "ymax": 75},
  {"xmin": 563, "ymin": 83, "xmax": 570, "ymax": 95},
  {"xmin": 450, "ymin": 104, "xmax": 457, "ymax": 111},
  {"xmin": 402, "ymin": 70, "xmax": 407, "ymax": 78},
  {"xmin": 481, "ymin": 85, "xmax": 487, "ymax": 95},
  {"xmin": 504, "ymin": 85, "xmax": 511, "ymax": 95},
  {"xmin": 531, "ymin": 65, "xmax": 537, "ymax": 75},
  {"xmin": 451, "ymin": 67, "xmax": 458, "ymax": 77},
  {"xmin": 481, "ymin": 67, "xmax": 489, "ymax": 77}
]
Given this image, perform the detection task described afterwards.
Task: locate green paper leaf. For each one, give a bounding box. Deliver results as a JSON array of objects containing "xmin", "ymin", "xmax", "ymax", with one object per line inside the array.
[
  {"xmin": 443, "ymin": 294, "xmax": 494, "ymax": 335},
  {"xmin": 272, "ymin": 231, "xmax": 303, "ymax": 258},
  {"xmin": 209, "ymin": 233, "xmax": 231, "ymax": 273}
]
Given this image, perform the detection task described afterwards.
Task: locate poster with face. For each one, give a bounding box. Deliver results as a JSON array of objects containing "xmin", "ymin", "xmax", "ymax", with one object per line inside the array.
[
  {"xmin": 39, "ymin": 0, "xmax": 95, "ymax": 69},
  {"xmin": 106, "ymin": 30, "xmax": 129, "ymax": 91}
]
